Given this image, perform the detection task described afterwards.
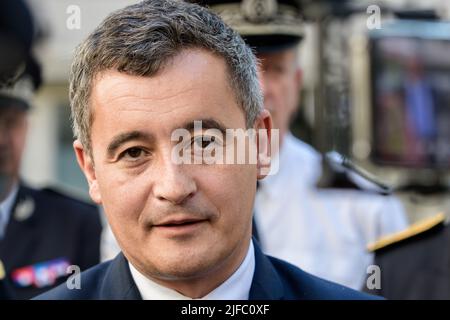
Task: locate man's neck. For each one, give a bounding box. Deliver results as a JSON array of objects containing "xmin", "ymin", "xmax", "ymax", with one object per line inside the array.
[{"xmin": 131, "ymin": 237, "xmax": 252, "ymax": 299}]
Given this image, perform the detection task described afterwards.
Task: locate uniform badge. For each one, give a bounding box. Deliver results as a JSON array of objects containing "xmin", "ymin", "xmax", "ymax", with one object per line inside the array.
[
  {"xmin": 11, "ymin": 258, "xmax": 70, "ymax": 288},
  {"xmin": 241, "ymin": 0, "xmax": 278, "ymax": 23},
  {"xmin": 14, "ymin": 196, "xmax": 35, "ymax": 222}
]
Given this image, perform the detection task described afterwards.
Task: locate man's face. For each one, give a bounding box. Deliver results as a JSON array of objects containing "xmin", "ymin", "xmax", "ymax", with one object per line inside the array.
[
  {"xmin": 0, "ymin": 105, "xmax": 28, "ymax": 195},
  {"xmin": 75, "ymin": 49, "xmax": 270, "ymax": 289},
  {"xmin": 257, "ymin": 48, "xmax": 302, "ymax": 143}
]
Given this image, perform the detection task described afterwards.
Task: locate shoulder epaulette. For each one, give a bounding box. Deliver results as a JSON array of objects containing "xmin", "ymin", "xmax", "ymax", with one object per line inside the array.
[
  {"xmin": 0, "ymin": 260, "xmax": 5, "ymax": 280},
  {"xmin": 367, "ymin": 212, "xmax": 446, "ymax": 252}
]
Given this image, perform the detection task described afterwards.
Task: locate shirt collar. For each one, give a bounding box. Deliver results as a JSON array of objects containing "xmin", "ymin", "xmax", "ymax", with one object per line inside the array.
[
  {"xmin": 129, "ymin": 240, "xmax": 255, "ymax": 300},
  {"xmin": 0, "ymin": 183, "xmax": 19, "ymax": 238}
]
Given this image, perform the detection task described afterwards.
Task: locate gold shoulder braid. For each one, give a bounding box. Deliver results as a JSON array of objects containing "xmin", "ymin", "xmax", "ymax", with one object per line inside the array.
[
  {"xmin": 367, "ymin": 213, "xmax": 446, "ymax": 252},
  {"xmin": 0, "ymin": 260, "xmax": 5, "ymax": 280}
]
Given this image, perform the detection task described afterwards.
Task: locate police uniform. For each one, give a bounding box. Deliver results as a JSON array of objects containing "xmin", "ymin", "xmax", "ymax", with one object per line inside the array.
[
  {"xmin": 0, "ymin": 58, "xmax": 103, "ymax": 299},
  {"xmin": 365, "ymin": 213, "xmax": 450, "ymax": 299},
  {"xmin": 0, "ymin": 184, "xmax": 102, "ymax": 299},
  {"xmin": 192, "ymin": 0, "xmax": 409, "ymax": 290}
]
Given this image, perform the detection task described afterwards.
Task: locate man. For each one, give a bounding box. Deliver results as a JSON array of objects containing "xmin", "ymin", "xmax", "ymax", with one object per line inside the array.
[
  {"xmin": 0, "ymin": 57, "xmax": 102, "ymax": 299},
  {"xmin": 194, "ymin": 0, "xmax": 408, "ymax": 290},
  {"xmin": 36, "ymin": 0, "xmax": 374, "ymax": 300}
]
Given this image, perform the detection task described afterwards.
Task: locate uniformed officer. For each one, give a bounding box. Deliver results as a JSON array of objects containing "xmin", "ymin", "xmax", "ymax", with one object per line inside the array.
[
  {"xmin": 0, "ymin": 57, "xmax": 103, "ymax": 299},
  {"xmin": 364, "ymin": 213, "xmax": 450, "ymax": 299},
  {"xmin": 192, "ymin": 0, "xmax": 409, "ymax": 289}
]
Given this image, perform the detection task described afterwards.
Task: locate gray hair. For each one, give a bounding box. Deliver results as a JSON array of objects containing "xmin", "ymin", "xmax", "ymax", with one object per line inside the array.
[{"xmin": 70, "ymin": 0, "xmax": 263, "ymax": 152}]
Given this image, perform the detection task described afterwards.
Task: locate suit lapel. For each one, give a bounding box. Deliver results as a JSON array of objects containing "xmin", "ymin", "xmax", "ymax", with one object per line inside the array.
[
  {"xmin": 249, "ymin": 241, "xmax": 284, "ymax": 300},
  {"xmin": 99, "ymin": 252, "xmax": 141, "ymax": 300}
]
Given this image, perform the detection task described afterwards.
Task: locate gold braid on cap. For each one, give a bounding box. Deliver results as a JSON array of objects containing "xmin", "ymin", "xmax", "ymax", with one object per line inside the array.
[{"xmin": 210, "ymin": 0, "xmax": 304, "ymax": 37}]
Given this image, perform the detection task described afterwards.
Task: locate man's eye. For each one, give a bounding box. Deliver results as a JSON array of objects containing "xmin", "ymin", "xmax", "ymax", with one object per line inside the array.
[
  {"xmin": 120, "ymin": 147, "xmax": 146, "ymax": 160},
  {"xmin": 193, "ymin": 136, "xmax": 216, "ymax": 149}
]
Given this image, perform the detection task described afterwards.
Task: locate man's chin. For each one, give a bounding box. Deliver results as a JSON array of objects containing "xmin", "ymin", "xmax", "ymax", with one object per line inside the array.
[
  {"xmin": 140, "ymin": 247, "xmax": 222, "ymax": 281},
  {"xmin": 147, "ymin": 259, "xmax": 219, "ymax": 282}
]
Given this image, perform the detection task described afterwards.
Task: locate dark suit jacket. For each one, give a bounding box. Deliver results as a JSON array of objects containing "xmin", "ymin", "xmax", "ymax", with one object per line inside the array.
[
  {"xmin": 365, "ymin": 222, "xmax": 450, "ymax": 299},
  {"xmin": 35, "ymin": 241, "xmax": 377, "ymax": 300},
  {"xmin": 0, "ymin": 184, "xmax": 102, "ymax": 299},
  {"xmin": 0, "ymin": 280, "xmax": 11, "ymax": 300}
]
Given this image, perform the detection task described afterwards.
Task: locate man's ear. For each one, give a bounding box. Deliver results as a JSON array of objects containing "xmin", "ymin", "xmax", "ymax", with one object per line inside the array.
[
  {"xmin": 73, "ymin": 140, "xmax": 102, "ymax": 204},
  {"xmin": 254, "ymin": 109, "xmax": 274, "ymax": 180}
]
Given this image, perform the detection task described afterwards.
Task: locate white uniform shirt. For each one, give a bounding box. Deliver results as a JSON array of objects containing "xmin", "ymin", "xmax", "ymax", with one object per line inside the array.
[{"xmin": 254, "ymin": 133, "xmax": 408, "ymax": 290}]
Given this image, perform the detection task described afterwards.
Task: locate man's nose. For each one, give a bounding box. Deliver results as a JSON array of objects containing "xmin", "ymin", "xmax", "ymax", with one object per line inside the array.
[{"xmin": 152, "ymin": 155, "xmax": 197, "ymax": 205}]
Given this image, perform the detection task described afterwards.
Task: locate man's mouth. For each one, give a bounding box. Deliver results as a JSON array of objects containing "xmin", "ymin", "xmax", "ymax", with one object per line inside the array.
[
  {"xmin": 152, "ymin": 217, "xmax": 209, "ymax": 236},
  {"xmin": 156, "ymin": 218, "xmax": 206, "ymax": 227}
]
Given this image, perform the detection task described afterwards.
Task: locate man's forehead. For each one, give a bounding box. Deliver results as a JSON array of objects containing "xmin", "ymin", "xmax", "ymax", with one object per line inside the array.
[
  {"xmin": 91, "ymin": 72, "xmax": 228, "ymax": 122},
  {"xmin": 92, "ymin": 70, "xmax": 169, "ymax": 103},
  {"xmin": 91, "ymin": 75, "xmax": 200, "ymax": 128},
  {"xmin": 94, "ymin": 49, "xmax": 227, "ymax": 90},
  {"xmin": 92, "ymin": 55, "xmax": 231, "ymax": 107}
]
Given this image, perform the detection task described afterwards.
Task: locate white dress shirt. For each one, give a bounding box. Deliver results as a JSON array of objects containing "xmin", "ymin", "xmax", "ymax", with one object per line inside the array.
[
  {"xmin": 254, "ymin": 133, "xmax": 408, "ymax": 290},
  {"xmin": 129, "ymin": 240, "xmax": 255, "ymax": 300},
  {"xmin": 0, "ymin": 184, "xmax": 19, "ymax": 239}
]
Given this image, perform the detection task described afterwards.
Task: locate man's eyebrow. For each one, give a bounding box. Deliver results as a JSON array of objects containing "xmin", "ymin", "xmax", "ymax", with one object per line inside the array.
[
  {"xmin": 182, "ymin": 118, "xmax": 227, "ymax": 135},
  {"xmin": 107, "ymin": 131, "xmax": 154, "ymax": 157}
]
